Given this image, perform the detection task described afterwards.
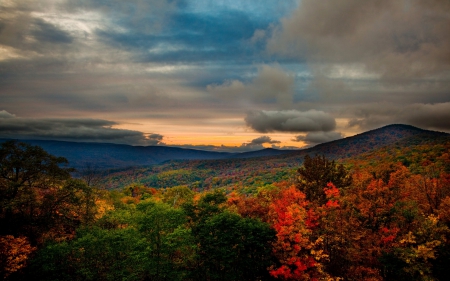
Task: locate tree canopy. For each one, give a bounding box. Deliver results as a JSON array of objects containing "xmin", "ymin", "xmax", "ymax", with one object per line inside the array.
[{"xmin": 296, "ymin": 155, "xmax": 352, "ymax": 204}]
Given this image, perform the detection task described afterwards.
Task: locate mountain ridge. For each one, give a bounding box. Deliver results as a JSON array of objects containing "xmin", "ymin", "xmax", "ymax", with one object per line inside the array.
[{"xmin": 1, "ymin": 124, "xmax": 448, "ymax": 170}]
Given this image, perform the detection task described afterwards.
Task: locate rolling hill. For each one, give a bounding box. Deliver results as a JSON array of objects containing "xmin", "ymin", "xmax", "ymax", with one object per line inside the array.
[{"xmin": 94, "ymin": 124, "xmax": 450, "ymax": 189}]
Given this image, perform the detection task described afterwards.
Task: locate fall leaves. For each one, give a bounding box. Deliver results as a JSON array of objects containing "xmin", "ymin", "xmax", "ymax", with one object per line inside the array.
[
  {"xmin": 0, "ymin": 235, "xmax": 35, "ymax": 279},
  {"xmin": 1, "ymin": 140, "xmax": 450, "ymax": 280},
  {"xmin": 244, "ymin": 156, "xmax": 450, "ymax": 281}
]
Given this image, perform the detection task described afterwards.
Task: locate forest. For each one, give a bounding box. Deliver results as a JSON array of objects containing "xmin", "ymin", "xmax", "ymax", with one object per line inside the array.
[{"xmin": 1, "ymin": 131, "xmax": 450, "ymax": 280}]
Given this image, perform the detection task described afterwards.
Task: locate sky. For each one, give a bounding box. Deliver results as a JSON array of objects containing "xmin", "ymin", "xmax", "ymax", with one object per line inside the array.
[{"xmin": 1, "ymin": 0, "xmax": 449, "ymax": 152}]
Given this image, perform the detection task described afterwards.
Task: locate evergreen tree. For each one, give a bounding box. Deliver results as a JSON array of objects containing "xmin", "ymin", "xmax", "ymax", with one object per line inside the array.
[{"xmin": 296, "ymin": 155, "xmax": 351, "ymax": 205}]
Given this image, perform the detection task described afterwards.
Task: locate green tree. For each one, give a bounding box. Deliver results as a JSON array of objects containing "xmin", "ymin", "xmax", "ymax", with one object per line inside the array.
[
  {"xmin": 30, "ymin": 226, "xmax": 146, "ymax": 281},
  {"xmin": 297, "ymin": 155, "xmax": 351, "ymax": 205},
  {"xmin": 195, "ymin": 211, "xmax": 276, "ymax": 281},
  {"xmin": 136, "ymin": 200, "xmax": 193, "ymax": 281},
  {"xmin": 183, "ymin": 189, "xmax": 276, "ymax": 280},
  {"xmin": 162, "ymin": 185, "xmax": 194, "ymax": 208}
]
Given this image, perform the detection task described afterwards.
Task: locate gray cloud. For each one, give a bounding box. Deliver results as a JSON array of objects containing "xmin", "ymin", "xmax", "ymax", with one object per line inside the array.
[
  {"xmin": 0, "ymin": 110, "xmax": 163, "ymax": 145},
  {"xmin": 207, "ymin": 64, "xmax": 295, "ymax": 108},
  {"xmin": 0, "ymin": 3, "xmax": 75, "ymax": 56},
  {"xmin": 146, "ymin": 133, "xmax": 165, "ymax": 145},
  {"xmin": 267, "ymin": 0, "xmax": 450, "ymax": 79},
  {"xmin": 293, "ymin": 131, "xmax": 343, "ymax": 145},
  {"xmin": 0, "ymin": 110, "xmax": 15, "ymax": 119},
  {"xmin": 347, "ymin": 102, "xmax": 450, "ymax": 132},
  {"xmin": 1, "ymin": 0, "xmax": 448, "ymax": 150},
  {"xmin": 248, "ymin": 136, "xmax": 280, "ymax": 145},
  {"xmin": 66, "ymin": 0, "xmax": 180, "ymax": 33},
  {"xmin": 245, "ymin": 109, "xmax": 336, "ymax": 133},
  {"xmin": 239, "ymin": 135, "xmax": 281, "ymax": 150},
  {"xmin": 32, "ymin": 18, "xmax": 73, "ymax": 44},
  {"xmin": 171, "ymin": 136, "xmax": 286, "ymax": 153}
]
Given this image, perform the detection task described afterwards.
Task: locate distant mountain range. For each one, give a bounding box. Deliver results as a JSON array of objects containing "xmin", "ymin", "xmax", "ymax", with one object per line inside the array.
[
  {"xmin": 0, "ymin": 138, "xmax": 292, "ymax": 170},
  {"xmin": 1, "ymin": 124, "xmax": 448, "ymax": 170}
]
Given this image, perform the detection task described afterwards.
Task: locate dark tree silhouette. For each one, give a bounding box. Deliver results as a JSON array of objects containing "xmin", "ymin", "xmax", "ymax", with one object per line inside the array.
[{"xmin": 296, "ymin": 155, "xmax": 351, "ymax": 205}]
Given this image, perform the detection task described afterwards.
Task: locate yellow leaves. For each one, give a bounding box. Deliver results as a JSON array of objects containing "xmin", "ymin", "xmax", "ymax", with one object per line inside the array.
[
  {"xmin": 95, "ymin": 198, "xmax": 115, "ymax": 219},
  {"xmin": 416, "ymin": 241, "xmax": 441, "ymax": 260},
  {"xmin": 310, "ymin": 249, "xmax": 329, "ymax": 261},
  {"xmin": 121, "ymin": 195, "xmax": 140, "ymax": 205},
  {"xmin": 427, "ymin": 214, "xmax": 439, "ymax": 225},
  {"xmin": 400, "ymin": 231, "xmax": 417, "ymax": 245},
  {"xmin": 0, "ymin": 235, "xmax": 36, "ymax": 278}
]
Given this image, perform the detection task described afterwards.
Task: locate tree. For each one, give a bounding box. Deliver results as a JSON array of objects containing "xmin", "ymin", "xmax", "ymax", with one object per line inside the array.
[
  {"xmin": 0, "ymin": 235, "xmax": 36, "ymax": 280},
  {"xmin": 136, "ymin": 200, "xmax": 192, "ymax": 281},
  {"xmin": 162, "ymin": 185, "xmax": 194, "ymax": 208},
  {"xmin": 268, "ymin": 185, "xmax": 329, "ymax": 280},
  {"xmin": 195, "ymin": 211, "xmax": 276, "ymax": 281},
  {"xmin": 30, "ymin": 226, "xmax": 146, "ymax": 281},
  {"xmin": 0, "ymin": 141, "xmax": 95, "ymax": 243},
  {"xmin": 0, "ymin": 140, "xmax": 71, "ymax": 201},
  {"xmin": 296, "ymin": 155, "xmax": 351, "ymax": 205}
]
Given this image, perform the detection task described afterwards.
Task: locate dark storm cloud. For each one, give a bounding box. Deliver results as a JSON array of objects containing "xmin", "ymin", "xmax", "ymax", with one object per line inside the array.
[
  {"xmin": 267, "ymin": 0, "xmax": 450, "ymax": 79},
  {"xmin": 292, "ymin": 131, "xmax": 344, "ymax": 145},
  {"xmin": 347, "ymin": 102, "xmax": 450, "ymax": 132},
  {"xmin": 0, "ymin": 111, "xmax": 163, "ymax": 145},
  {"xmin": 245, "ymin": 110, "xmax": 336, "ymax": 133}
]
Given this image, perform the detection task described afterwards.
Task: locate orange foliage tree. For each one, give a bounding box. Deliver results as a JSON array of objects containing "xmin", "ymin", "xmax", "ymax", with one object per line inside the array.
[
  {"xmin": 0, "ymin": 235, "xmax": 36, "ymax": 279},
  {"xmin": 268, "ymin": 185, "xmax": 329, "ymax": 280}
]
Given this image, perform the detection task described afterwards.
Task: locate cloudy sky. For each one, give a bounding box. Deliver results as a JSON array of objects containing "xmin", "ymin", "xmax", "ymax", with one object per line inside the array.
[{"xmin": 1, "ymin": 0, "xmax": 449, "ymax": 152}]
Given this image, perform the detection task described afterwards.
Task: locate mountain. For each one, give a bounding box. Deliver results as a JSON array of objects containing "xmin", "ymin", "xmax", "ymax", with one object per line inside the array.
[
  {"xmin": 1, "ymin": 124, "xmax": 448, "ymax": 172},
  {"xmin": 94, "ymin": 124, "xmax": 450, "ymax": 189},
  {"xmin": 0, "ymin": 139, "xmax": 230, "ymax": 169},
  {"xmin": 227, "ymin": 148, "xmax": 293, "ymax": 159},
  {"xmin": 281, "ymin": 124, "xmax": 449, "ymax": 162},
  {"xmin": 0, "ymin": 139, "xmax": 293, "ymax": 170}
]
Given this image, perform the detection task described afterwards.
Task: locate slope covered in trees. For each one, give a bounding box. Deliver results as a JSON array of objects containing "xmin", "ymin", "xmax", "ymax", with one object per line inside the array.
[
  {"xmin": 97, "ymin": 124, "xmax": 450, "ymax": 190},
  {"xmin": 2, "ymin": 124, "xmax": 450, "ymax": 280}
]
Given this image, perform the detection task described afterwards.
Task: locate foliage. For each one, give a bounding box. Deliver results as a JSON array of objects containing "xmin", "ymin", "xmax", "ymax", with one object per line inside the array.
[
  {"xmin": 296, "ymin": 155, "xmax": 352, "ymax": 205},
  {"xmin": 0, "ymin": 235, "xmax": 36, "ymax": 279},
  {"xmin": 2, "ymin": 135, "xmax": 450, "ymax": 281},
  {"xmin": 194, "ymin": 211, "xmax": 276, "ymax": 281}
]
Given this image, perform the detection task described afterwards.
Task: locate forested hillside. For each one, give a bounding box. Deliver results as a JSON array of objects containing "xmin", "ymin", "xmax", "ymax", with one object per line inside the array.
[
  {"xmin": 97, "ymin": 124, "xmax": 450, "ymax": 190},
  {"xmin": 1, "ymin": 124, "xmax": 450, "ymax": 280}
]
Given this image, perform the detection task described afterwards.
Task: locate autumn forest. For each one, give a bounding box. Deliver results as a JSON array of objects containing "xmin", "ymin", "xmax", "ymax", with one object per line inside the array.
[{"xmin": 1, "ymin": 125, "xmax": 450, "ymax": 281}]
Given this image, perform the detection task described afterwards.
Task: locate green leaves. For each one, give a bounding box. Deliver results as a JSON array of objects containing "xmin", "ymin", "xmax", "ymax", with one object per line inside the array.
[{"xmin": 194, "ymin": 211, "xmax": 275, "ymax": 281}]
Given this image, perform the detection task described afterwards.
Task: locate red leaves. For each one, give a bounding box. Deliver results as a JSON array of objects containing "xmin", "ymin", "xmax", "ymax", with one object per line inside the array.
[
  {"xmin": 324, "ymin": 182, "xmax": 340, "ymax": 209},
  {"xmin": 380, "ymin": 227, "xmax": 399, "ymax": 245},
  {"xmin": 268, "ymin": 186, "xmax": 325, "ymax": 280},
  {"xmin": 324, "ymin": 182, "xmax": 340, "ymax": 199}
]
